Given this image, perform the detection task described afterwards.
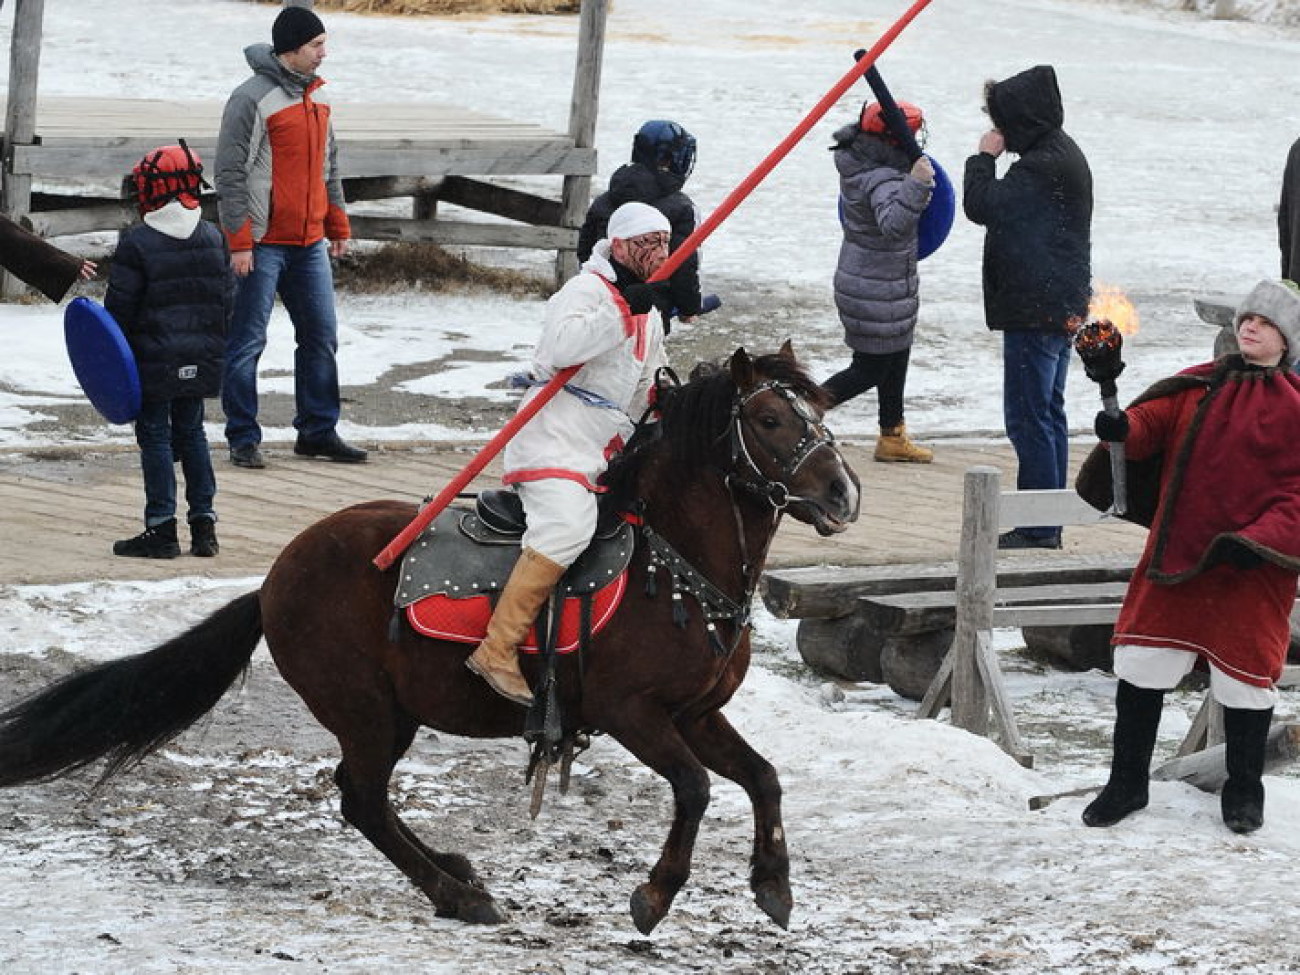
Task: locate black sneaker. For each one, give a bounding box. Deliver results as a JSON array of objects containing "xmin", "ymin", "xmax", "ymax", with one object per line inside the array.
[
  {"xmin": 230, "ymin": 444, "xmax": 266, "ymax": 469},
  {"xmin": 113, "ymin": 518, "xmax": 181, "ymax": 559},
  {"xmin": 997, "ymin": 528, "xmax": 1062, "ymax": 550},
  {"xmin": 190, "ymin": 517, "xmax": 219, "ymax": 557},
  {"xmin": 294, "ymin": 432, "xmax": 368, "ymax": 463}
]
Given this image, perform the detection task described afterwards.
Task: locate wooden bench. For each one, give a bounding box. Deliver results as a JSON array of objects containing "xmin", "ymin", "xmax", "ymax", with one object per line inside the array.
[{"xmin": 761, "ymin": 550, "xmax": 1135, "ymax": 698}]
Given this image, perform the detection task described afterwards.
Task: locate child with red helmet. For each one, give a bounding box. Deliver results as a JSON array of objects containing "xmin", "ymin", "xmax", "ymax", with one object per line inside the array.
[
  {"xmin": 821, "ymin": 98, "xmax": 935, "ymax": 464},
  {"xmin": 105, "ymin": 142, "xmax": 234, "ymax": 559}
]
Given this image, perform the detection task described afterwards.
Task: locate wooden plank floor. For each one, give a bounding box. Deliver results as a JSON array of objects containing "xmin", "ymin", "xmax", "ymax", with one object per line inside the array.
[
  {"xmin": 5, "ymin": 95, "xmax": 570, "ymax": 145},
  {"xmin": 0, "ymin": 439, "xmax": 1147, "ymax": 587}
]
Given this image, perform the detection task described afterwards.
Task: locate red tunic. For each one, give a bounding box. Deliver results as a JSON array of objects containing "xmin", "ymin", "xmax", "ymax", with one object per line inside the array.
[{"xmin": 1112, "ymin": 376, "xmax": 1300, "ymax": 687}]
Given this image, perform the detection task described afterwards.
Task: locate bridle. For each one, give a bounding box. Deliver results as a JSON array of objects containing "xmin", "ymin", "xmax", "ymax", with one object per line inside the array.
[{"xmin": 724, "ymin": 380, "xmax": 839, "ymax": 510}]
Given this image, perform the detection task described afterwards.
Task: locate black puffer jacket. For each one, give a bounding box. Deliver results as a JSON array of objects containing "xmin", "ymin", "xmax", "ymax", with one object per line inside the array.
[
  {"xmin": 578, "ymin": 162, "xmax": 702, "ymax": 318},
  {"xmin": 105, "ymin": 219, "xmax": 233, "ymax": 401},
  {"xmin": 963, "ymin": 64, "xmax": 1093, "ymax": 332}
]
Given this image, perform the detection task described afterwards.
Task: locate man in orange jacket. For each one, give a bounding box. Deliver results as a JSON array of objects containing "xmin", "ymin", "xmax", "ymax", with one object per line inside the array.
[{"xmin": 215, "ymin": 5, "xmax": 366, "ymax": 469}]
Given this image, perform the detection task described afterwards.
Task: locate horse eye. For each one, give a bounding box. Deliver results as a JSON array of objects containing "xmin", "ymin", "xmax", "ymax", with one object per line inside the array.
[{"xmin": 759, "ymin": 413, "xmax": 782, "ymax": 430}]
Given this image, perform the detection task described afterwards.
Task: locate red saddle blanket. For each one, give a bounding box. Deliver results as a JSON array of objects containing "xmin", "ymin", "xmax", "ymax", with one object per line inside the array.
[{"xmin": 405, "ymin": 571, "xmax": 628, "ymax": 654}]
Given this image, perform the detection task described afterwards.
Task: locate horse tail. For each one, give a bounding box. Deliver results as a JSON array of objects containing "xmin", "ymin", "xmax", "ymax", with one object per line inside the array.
[{"xmin": 0, "ymin": 590, "xmax": 263, "ymax": 788}]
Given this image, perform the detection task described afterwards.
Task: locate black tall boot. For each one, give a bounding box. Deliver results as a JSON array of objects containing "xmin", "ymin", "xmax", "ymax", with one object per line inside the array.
[
  {"xmin": 1221, "ymin": 706, "xmax": 1273, "ymax": 834},
  {"xmin": 1083, "ymin": 680, "xmax": 1165, "ymax": 827}
]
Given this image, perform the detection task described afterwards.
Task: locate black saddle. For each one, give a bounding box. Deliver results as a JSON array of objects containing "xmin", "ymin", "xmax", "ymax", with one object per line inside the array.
[{"xmin": 393, "ymin": 493, "xmax": 635, "ymax": 610}]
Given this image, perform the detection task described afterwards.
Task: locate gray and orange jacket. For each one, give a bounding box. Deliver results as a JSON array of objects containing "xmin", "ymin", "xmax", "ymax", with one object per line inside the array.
[{"xmin": 215, "ymin": 44, "xmax": 350, "ymax": 252}]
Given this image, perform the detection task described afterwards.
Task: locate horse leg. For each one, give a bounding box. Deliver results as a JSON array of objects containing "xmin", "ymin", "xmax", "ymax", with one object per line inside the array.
[
  {"xmin": 332, "ymin": 711, "xmax": 504, "ymax": 924},
  {"xmin": 677, "ymin": 710, "xmax": 791, "ymax": 929},
  {"xmin": 598, "ymin": 707, "xmax": 713, "ymax": 935},
  {"xmin": 372, "ymin": 719, "xmax": 486, "ymax": 893}
]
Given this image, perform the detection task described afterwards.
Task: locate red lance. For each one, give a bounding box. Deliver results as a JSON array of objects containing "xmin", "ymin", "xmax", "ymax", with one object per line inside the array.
[{"xmin": 373, "ymin": 0, "xmax": 939, "ymax": 570}]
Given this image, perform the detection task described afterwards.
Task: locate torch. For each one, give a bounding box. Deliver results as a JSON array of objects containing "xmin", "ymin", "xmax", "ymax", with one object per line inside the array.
[{"xmin": 1066, "ymin": 289, "xmax": 1138, "ymax": 520}]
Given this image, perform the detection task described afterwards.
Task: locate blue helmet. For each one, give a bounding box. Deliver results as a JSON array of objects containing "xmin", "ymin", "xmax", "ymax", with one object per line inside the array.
[{"xmin": 631, "ymin": 120, "xmax": 696, "ymax": 179}]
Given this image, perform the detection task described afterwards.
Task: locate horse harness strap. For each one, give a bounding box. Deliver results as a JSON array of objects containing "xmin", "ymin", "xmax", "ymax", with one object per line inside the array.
[
  {"xmin": 725, "ymin": 380, "xmax": 836, "ymax": 510},
  {"xmin": 641, "ymin": 524, "xmax": 751, "ymax": 656}
]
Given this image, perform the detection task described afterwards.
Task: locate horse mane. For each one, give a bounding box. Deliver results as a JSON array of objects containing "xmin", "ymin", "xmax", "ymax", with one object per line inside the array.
[{"xmin": 600, "ymin": 350, "xmax": 827, "ymax": 508}]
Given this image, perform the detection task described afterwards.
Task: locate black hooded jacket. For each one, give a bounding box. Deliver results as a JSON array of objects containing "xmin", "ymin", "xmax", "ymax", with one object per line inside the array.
[
  {"xmin": 963, "ymin": 65, "xmax": 1093, "ymax": 332},
  {"xmin": 577, "ymin": 162, "xmax": 702, "ymax": 318}
]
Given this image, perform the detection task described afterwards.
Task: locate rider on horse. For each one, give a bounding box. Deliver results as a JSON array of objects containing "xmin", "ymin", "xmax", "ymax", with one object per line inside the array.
[{"xmin": 465, "ymin": 201, "xmax": 674, "ymax": 705}]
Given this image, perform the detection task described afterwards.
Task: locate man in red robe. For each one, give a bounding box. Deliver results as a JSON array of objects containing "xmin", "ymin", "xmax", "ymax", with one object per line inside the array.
[{"xmin": 1077, "ymin": 279, "xmax": 1300, "ymax": 834}]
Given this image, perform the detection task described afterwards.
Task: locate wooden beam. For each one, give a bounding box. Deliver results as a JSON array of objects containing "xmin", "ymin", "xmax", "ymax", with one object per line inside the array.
[
  {"xmin": 2, "ymin": 0, "xmax": 45, "ymax": 297},
  {"xmin": 10, "ymin": 144, "xmax": 596, "ymax": 180},
  {"xmin": 556, "ymin": 0, "xmax": 607, "ymax": 284},
  {"xmin": 1152, "ymin": 723, "xmax": 1300, "ymax": 792},
  {"xmin": 436, "ymin": 176, "xmax": 563, "ymax": 227},
  {"xmin": 345, "ymin": 215, "xmax": 576, "ymax": 249},
  {"xmin": 950, "ymin": 467, "xmax": 999, "ymax": 734}
]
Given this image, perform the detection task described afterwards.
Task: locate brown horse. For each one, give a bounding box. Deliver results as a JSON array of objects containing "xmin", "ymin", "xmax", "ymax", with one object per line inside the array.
[{"xmin": 0, "ymin": 343, "xmax": 858, "ymax": 934}]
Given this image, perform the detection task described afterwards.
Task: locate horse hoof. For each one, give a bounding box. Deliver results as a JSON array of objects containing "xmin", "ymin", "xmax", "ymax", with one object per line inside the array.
[
  {"xmin": 458, "ymin": 898, "xmax": 507, "ymax": 925},
  {"xmin": 754, "ymin": 886, "xmax": 792, "ymax": 930},
  {"xmin": 629, "ymin": 885, "xmax": 667, "ymax": 935}
]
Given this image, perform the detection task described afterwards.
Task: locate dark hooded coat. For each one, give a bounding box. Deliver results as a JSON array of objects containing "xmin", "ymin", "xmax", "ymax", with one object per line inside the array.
[
  {"xmin": 577, "ymin": 162, "xmax": 701, "ymax": 318},
  {"xmin": 963, "ymin": 65, "xmax": 1093, "ymax": 332},
  {"xmin": 1278, "ymin": 136, "xmax": 1300, "ymax": 280}
]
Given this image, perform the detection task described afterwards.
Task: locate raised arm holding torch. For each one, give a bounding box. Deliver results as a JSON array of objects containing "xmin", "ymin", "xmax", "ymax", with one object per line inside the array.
[{"xmin": 1073, "ymin": 284, "xmax": 1142, "ymax": 517}]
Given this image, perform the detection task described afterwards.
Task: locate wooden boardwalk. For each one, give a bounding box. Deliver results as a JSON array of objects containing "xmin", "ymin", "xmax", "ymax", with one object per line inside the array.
[{"xmin": 0, "ymin": 439, "xmax": 1147, "ymax": 587}]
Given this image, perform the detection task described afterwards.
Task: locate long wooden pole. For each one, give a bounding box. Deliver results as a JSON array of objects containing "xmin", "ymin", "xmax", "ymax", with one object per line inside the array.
[{"xmin": 372, "ymin": 0, "xmax": 938, "ymax": 570}]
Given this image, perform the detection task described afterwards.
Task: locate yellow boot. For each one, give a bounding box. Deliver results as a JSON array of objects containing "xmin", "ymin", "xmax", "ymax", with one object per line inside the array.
[
  {"xmin": 466, "ymin": 547, "xmax": 567, "ymax": 705},
  {"xmin": 874, "ymin": 423, "xmax": 933, "ymax": 464}
]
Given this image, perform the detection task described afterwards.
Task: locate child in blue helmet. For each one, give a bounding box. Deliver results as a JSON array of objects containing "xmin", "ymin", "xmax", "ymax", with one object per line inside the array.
[{"xmin": 578, "ymin": 120, "xmax": 702, "ymax": 331}]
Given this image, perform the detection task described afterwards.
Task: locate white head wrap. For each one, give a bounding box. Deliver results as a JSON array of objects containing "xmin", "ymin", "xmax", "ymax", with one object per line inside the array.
[{"xmin": 607, "ymin": 201, "xmax": 670, "ymax": 241}]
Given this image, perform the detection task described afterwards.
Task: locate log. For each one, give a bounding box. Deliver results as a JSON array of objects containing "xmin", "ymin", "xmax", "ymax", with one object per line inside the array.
[
  {"xmin": 880, "ymin": 627, "xmax": 954, "ymax": 701},
  {"xmin": 796, "ymin": 615, "xmax": 886, "ymax": 684},
  {"xmin": 1151, "ymin": 723, "xmax": 1300, "ymax": 793},
  {"xmin": 1022, "ymin": 624, "xmax": 1114, "ymax": 672}
]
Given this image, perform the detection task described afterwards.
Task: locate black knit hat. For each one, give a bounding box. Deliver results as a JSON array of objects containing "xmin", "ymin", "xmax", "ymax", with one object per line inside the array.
[{"xmin": 272, "ymin": 6, "xmax": 326, "ymax": 54}]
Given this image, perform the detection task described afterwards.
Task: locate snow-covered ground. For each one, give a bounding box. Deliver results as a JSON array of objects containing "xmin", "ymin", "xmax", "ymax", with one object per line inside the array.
[{"xmin": 3, "ymin": 1, "xmax": 1300, "ymax": 972}]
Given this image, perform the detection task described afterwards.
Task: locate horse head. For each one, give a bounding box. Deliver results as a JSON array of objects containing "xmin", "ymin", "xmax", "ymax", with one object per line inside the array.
[{"xmin": 724, "ymin": 341, "xmax": 860, "ymax": 536}]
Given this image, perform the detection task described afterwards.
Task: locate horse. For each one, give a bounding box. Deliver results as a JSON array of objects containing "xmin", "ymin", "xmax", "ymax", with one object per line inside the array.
[{"xmin": 0, "ymin": 342, "xmax": 859, "ymax": 934}]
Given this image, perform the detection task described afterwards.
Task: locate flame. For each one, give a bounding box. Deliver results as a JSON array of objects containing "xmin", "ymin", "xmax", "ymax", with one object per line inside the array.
[{"xmin": 1088, "ymin": 284, "xmax": 1140, "ymax": 335}]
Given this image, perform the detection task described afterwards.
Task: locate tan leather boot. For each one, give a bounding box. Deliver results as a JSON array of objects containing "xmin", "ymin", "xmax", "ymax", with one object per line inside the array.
[
  {"xmin": 874, "ymin": 423, "xmax": 933, "ymax": 464},
  {"xmin": 466, "ymin": 547, "xmax": 567, "ymax": 705}
]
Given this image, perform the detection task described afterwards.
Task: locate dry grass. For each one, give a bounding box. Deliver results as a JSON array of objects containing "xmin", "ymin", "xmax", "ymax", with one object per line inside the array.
[
  {"xmin": 333, "ymin": 241, "xmax": 553, "ymax": 297},
  {"xmin": 277, "ymin": 0, "xmax": 580, "ymax": 15}
]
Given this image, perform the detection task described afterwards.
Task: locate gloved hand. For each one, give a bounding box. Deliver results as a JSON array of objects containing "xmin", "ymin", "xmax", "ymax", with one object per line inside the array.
[
  {"xmin": 1094, "ymin": 409, "xmax": 1130, "ymax": 442},
  {"xmin": 623, "ymin": 282, "xmax": 671, "ymax": 316},
  {"xmin": 1213, "ymin": 536, "xmax": 1265, "ymax": 570},
  {"xmin": 910, "ymin": 155, "xmax": 935, "ymax": 186}
]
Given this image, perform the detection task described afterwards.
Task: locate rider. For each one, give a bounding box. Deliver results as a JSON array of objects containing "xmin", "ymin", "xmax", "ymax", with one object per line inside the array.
[{"xmin": 466, "ymin": 201, "xmax": 673, "ymax": 705}]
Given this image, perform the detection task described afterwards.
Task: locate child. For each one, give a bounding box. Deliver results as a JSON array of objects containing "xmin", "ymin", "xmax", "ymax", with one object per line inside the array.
[
  {"xmin": 577, "ymin": 120, "xmax": 702, "ymax": 330},
  {"xmin": 822, "ymin": 99, "xmax": 935, "ymax": 463},
  {"xmin": 106, "ymin": 142, "xmax": 234, "ymax": 558},
  {"xmin": 1078, "ymin": 279, "xmax": 1300, "ymax": 834}
]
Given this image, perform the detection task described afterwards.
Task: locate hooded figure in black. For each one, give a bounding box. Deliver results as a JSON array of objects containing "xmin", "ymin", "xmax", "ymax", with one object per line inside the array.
[
  {"xmin": 577, "ymin": 120, "xmax": 702, "ymax": 329},
  {"xmin": 963, "ymin": 64, "xmax": 1093, "ymax": 550}
]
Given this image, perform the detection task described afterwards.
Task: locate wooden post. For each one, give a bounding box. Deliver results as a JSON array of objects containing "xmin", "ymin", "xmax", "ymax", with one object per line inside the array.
[
  {"xmin": 2, "ymin": 0, "xmax": 44, "ymax": 298},
  {"xmin": 950, "ymin": 467, "xmax": 998, "ymax": 734},
  {"xmin": 555, "ymin": 0, "xmax": 607, "ymax": 286}
]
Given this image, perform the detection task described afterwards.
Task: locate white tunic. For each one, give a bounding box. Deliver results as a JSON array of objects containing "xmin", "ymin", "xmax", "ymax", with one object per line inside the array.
[{"xmin": 503, "ymin": 244, "xmax": 666, "ymax": 492}]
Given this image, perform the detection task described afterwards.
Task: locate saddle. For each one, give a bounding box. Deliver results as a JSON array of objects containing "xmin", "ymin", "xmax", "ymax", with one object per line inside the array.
[{"xmin": 396, "ymin": 491, "xmax": 634, "ymax": 653}]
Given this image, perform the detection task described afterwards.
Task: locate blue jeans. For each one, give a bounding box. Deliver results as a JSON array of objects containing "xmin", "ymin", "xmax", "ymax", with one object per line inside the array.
[
  {"xmin": 222, "ymin": 241, "xmax": 340, "ymax": 448},
  {"xmin": 134, "ymin": 397, "xmax": 216, "ymax": 527},
  {"xmin": 1003, "ymin": 331, "xmax": 1071, "ymax": 537}
]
